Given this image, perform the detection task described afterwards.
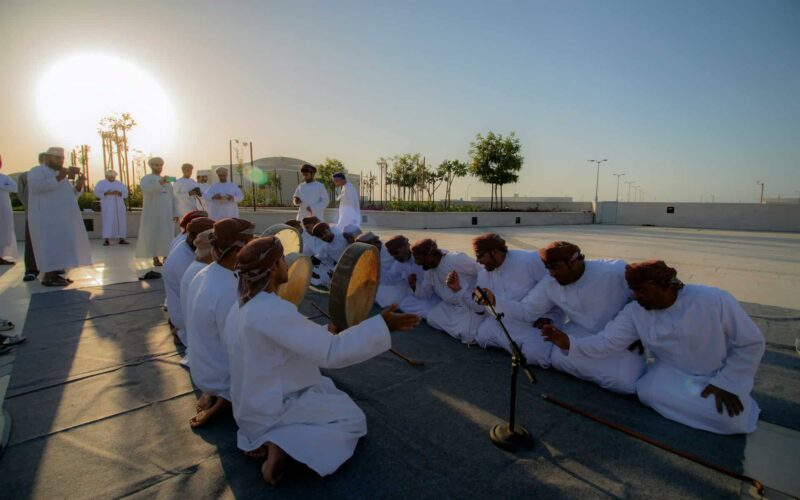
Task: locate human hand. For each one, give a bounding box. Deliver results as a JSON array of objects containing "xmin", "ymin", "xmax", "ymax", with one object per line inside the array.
[
  {"xmin": 533, "ymin": 317, "xmax": 553, "ymax": 329},
  {"xmin": 327, "ymin": 323, "xmax": 340, "ymax": 334},
  {"xmin": 380, "ymin": 304, "xmax": 421, "ymax": 332},
  {"xmin": 159, "ymin": 177, "xmax": 169, "ymax": 185},
  {"xmin": 445, "ymin": 271, "xmax": 461, "ymax": 292},
  {"xmin": 293, "ymin": 196, "xmax": 301, "ymax": 205},
  {"xmin": 627, "ymin": 340, "xmax": 645, "ymax": 355},
  {"xmin": 701, "ymin": 384, "xmax": 744, "ymax": 417},
  {"xmin": 540, "ymin": 324, "xmax": 570, "ymax": 350},
  {"xmin": 471, "ymin": 287, "xmax": 495, "ymax": 307}
]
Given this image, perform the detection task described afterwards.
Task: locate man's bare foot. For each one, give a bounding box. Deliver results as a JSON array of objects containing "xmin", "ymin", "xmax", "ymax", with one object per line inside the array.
[
  {"xmin": 189, "ymin": 397, "xmax": 230, "ymax": 428},
  {"xmin": 261, "ymin": 443, "xmax": 289, "ymax": 485},
  {"xmin": 244, "ymin": 443, "xmax": 270, "ymax": 459},
  {"xmin": 153, "ymin": 257, "xmax": 163, "ymax": 267},
  {"xmin": 196, "ymin": 392, "xmax": 214, "ymax": 412}
]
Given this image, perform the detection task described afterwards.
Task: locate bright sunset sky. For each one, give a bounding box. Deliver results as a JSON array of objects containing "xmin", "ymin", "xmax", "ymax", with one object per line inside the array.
[{"xmin": 1, "ymin": 0, "xmax": 798, "ymax": 202}]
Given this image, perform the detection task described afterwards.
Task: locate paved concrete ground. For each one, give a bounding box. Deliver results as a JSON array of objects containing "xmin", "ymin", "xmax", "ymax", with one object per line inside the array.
[{"xmin": 0, "ymin": 224, "xmax": 798, "ymax": 497}]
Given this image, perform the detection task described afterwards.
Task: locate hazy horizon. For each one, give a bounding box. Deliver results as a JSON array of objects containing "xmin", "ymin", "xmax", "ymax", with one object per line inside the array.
[{"xmin": 1, "ymin": 0, "xmax": 798, "ymax": 203}]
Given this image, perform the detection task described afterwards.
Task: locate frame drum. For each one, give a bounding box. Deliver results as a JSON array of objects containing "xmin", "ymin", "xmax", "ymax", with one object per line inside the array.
[
  {"xmin": 276, "ymin": 253, "xmax": 313, "ymax": 306},
  {"xmin": 329, "ymin": 242, "xmax": 381, "ymax": 330},
  {"xmin": 261, "ymin": 224, "xmax": 302, "ymax": 255}
]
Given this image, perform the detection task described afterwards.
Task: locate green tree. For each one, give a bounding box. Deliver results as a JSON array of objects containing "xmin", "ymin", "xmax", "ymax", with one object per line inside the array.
[
  {"xmin": 389, "ymin": 153, "xmax": 422, "ymax": 201},
  {"xmin": 437, "ymin": 159, "xmax": 469, "ymax": 209},
  {"xmin": 469, "ymin": 132, "xmax": 523, "ymax": 210},
  {"xmin": 317, "ymin": 158, "xmax": 347, "ymax": 202}
]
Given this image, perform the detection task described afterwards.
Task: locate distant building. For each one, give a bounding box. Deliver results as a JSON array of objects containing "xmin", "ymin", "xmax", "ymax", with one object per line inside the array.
[
  {"xmin": 198, "ymin": 156, "xmax": 360, "ymax": 204},
  {"xmin": 470, "ymin": 194, "xmax": 572, "ymax": 203},
  {"xmin": 763, "ymin": 197, "xmax": 800, "ymax": 205}
]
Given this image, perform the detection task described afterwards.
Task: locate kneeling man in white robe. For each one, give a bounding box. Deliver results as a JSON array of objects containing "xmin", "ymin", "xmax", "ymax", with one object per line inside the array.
[
  {"xmin": 185, "ymin": 218, "xmax": 255, "ymax": 428},
  {"xmin": 543, "ymin": 260, "xmax": 765, "ymax": 435},
  {"xmin": 409, "ymin": 239, "xmax": 483, "ymax": 343},
  {"xmin": 179, "ymin": 228, "xmax": 215, "ymax": 330},
  {"xmin": 225, "ymin": 236, "xmax": 420, "ymax": 485},
  {"xmin": 469, "ymin": 233, "xmax": 556, "ymax": 367},
  {"xmin": 309, "ymin": 222, "xmax": 347, "ymax": 287},
  {"xmin": 94, "ymin": 170, "xmax": 129, "ymax": 246},
  {"xmin": 485, "ymin": 241, "xmax": 646, "ymax": 394}
]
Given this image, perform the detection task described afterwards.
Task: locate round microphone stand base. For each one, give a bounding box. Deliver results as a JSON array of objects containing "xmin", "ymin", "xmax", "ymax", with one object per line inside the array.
[{"xmin": 489, "ymin": 423, "xmax": 533, "ymax": 453}]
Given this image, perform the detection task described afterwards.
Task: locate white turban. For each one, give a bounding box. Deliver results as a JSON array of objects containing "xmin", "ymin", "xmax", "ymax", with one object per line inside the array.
[
  {"xmin": 215, "ymin": 166, "xmax": 228, "ymax": 175},
  {"xmin": 148, "ymin": 157, "xmax": 164, "ymax": 167},
  {"xmin": 106, "ymin": 170, "xmax": 118, "ymax": 177}
]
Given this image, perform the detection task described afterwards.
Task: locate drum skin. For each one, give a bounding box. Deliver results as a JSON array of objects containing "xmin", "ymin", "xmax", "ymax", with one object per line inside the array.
[
  {"xmin": 261, "ymin": 224, "xmax": 303, "ymax": 255},
  {"xmin": 329, "ymin": 243, "xmax": 381, "ymax": 330},
  {"xmin": 277, "ymin": 253, "xmax": 313, "ymax": 307}
]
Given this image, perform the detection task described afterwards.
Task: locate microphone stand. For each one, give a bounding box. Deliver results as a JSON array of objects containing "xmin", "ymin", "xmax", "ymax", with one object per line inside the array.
[{"xmin": 475, "ymin": 287, "xmax": 535, "ymax": 452}]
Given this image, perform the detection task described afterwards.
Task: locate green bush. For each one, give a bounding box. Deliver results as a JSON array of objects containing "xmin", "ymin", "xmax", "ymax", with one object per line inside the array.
[{"xmin": 77, "ymin": 192, "xmax": 99, "ymax": 211}]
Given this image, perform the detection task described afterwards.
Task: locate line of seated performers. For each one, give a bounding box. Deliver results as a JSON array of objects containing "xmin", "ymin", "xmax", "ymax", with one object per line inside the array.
[{"xmin": 166, "ymin": 214, "xmax": 765, "ymax": 486}]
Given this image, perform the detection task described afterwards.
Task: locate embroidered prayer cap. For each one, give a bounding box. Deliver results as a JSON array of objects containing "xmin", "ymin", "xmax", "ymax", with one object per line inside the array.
[
  {"xmin": 284, "ymin": 220, "xmax": 303, "ymax": 230},
  {"xmin": 472, "ymin": 233, "xmax": 507, "ymax": 255},
  {"xmin": 625, "ymin": 260, "xmax": 681, "ymax": 288},
  {"xmin": 539, "ymin": 241, "xmax": 582, "ymax": 265},
  {"xmin": 332, "ymin": 172, "xmax": 346, "ymax": 180},
  {"xmin": 342, "ymin": 224, "xmax": 362, "ymax": 237},
  {"xmin": 411, "ymin": 238, "xmax": 438, "ymax": 257},
  {"xmin": 384, "ymin": 235, "xmax": 409, "ymax": 253},
  {"xmin": 179, "ymin": 210, "xmax": 209, "ymax": 229},
  {"xmin": 186, "ymin": 216, "xmax": 215, "ymax": 236},
  {"xmin": 235, "ymin": 236, "xmax": 285, "ymax": 305},
  {"xmin": 44, "ymin": 147, "xmax": 65, "ymax": 158},
  {"xmin": 215, "ymin": 166, "xmax": 228, "ymax": 175},
  {"xmin": 311, "ymin": 222, "xmax": 331, "ymax": 237},
  {"xmin": 299, "ymin": 163, "xmax": 317, "ymax": 173},
  {"xmin": 148, "ymin": 157, "xmax": 164, "ymax": 167},
  {"xmin": 301, "ymin": 216, "xmax": 320, "ymax": 226}
]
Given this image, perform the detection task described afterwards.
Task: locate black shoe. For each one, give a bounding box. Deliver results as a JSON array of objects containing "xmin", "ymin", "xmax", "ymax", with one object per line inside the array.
[{"xmin": 23, "ymin": 273, "xmax": 37, "ymax": 282}]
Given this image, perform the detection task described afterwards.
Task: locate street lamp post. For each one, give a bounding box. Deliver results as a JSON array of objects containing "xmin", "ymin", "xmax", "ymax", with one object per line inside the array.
[
  {"xmin": 756, "ymin": 181, "xmax": 765, "ymax": 204},
  {"xmin": 625, "ymin": 181, "xmax": 635, "ymax": 202},
  {"xmin": 588, "ymin": 159, "xmax": 608, "ymax": 203},
  {"xmin": 632, "ymin": 185, "xmax": 640, "ymax": 202},
  {"xmin": 612, "ymin": 173, "xmax": 625, "ymax": 202}
]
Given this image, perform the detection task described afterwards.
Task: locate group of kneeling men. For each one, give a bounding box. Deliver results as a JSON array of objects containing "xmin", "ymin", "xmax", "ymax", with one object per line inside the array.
[{"xmin": 162, "ymin": 210, "xmax": 765, "ymax": 486}]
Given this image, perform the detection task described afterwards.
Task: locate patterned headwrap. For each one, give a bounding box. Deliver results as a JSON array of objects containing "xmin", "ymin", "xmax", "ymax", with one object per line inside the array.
[
  {"xmin": 235, "ymin": 237, "xmax": 285, "ymax": 305},
  {"xmin": 179, "ymin": 210, "xmax": 209, "ymax": 229},
  {"xmin": 211, "ymin": 218, "xmax": 256, "ymax": 261},
  {"xmin": 539, "ymin": 241, "xmax": 582, "ymax": 265},
  {"xmin": 384, "ymin": 235, "xmax": 409, "ymax": 253},
  {"xmin": 411, "ymin": 238, "xmax": 440, "ymax": 257},
  {"xmin": 185, "ymin": 217, "xmax": 215, "ymax": 248},
  {"xmin": 472, "ymin": 233, "xmax": 507, "ymax": 255},
  {"xmin": 625, "ymin": 260, "xmax": 683, "ymax": 289},
  {"xmin": 284, "ymin": 219, "xmax": 303, "ymax": 231},
  {"xmin": 311, "ymin": 222, "xmax": 331, "ymax": 238},
  {"xmin": 300, "ymin": 163, "xmax": 317, "ymax": 173}
]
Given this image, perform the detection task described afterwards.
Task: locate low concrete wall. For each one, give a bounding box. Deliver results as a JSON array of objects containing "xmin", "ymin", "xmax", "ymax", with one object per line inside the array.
[
  {"xmin": 596, "ymin": 202, "xmax": 800, "ymax": 232},
  {"xmin": 12, "ymin": 207, "xmax": 593, "ymax": 240},
  {"xmin": 450, "ymin": 200, "xmax": 593, "ymax": 212}
]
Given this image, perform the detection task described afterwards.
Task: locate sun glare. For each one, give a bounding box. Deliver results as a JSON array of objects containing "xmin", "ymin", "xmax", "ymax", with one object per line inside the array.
[{"xmin": 36, "ymin": 54, "xmax": 176, "ymax": 152}]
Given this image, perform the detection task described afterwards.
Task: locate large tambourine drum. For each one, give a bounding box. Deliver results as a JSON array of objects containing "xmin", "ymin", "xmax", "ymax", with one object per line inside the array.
[
  {"xmin": 329, "ymin": 242, "xmax": 381, "ymax": 331},
  {"xmin": 261, "ymin": 224, "xmax": 302, "ymax": 255},
  {"xmin": 276, "ymin": 253, "xmax": 313, "ymax": 307}
]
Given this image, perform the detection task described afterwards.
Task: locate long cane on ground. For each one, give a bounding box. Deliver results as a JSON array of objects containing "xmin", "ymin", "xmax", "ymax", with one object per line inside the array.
[{"xmin": 310, "ymin": 302, "xmax": 424, "ymax": 366}]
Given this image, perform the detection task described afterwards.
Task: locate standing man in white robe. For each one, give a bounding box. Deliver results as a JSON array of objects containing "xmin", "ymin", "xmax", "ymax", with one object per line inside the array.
[
  {"xmin": 309, "ymin": 222, "xmax": 348, "ymax": 287},
  {"xmin": 0, "ymin": 153, "xmax": 18, "ymax": 265},
  {"xmin": 203, "ymin": 167, "xmax": 243, "ymax": 220},
  {"xmin": 93, "ymin": 170, "xmax": 129, "ymax": 246},
  {"xmin": 27, "ymin": 147, "xmax": 92, "ymax": 287},
  {"xmin": 135, "ymin": 157, "xmax": 178, "ymax": 267},
  {"xmin": 225, "ymin": 236, "xmax": 420, "ymax": 485},
  {"xmin": 185, "ymin": 217, "xmax": 255, "ymax": 428},
  {"xmin": 468, "ymin": 233, "xmax": 555, "ymax": 367},
  {"xmin": 333, "ymin": 172, "xmax": 360, "ymax": 228},
  {"xmin": 173, "ymin": 163, "xmax": 204, "ymax": 217},
  {"xmin": 543, "ymin": 260, "xmax": 765, "ymax": 434},
  {"xmin": 481, "ymin": 241, "xmax": 646, "ymax": 394},
  {"xmin": 409, "ymin": 239, "xmax": 483, "ymax": 343},
  {"xmin": 17, "ymin": 163, "xmax": 41, "ymax": 281},
  {"xmin": 163, "ymin": 216, "xmax": 215, "ymax": 348},
  {"xmin": 360, "ymin": 234, "xmax": 439, "ymax": 318},
  {"xmin": 292, "ymin": 164, "xmax": 329, "ymax": 221}
]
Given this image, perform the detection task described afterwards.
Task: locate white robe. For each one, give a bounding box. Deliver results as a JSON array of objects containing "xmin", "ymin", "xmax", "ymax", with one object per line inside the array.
[
  {"xmin": 301, "ymin": 230, "xmax": 318, "ymax": 258},
  {"xmin": 497, "ymin": 259, "xmax": 645, "ymax": 394},
  {"xmin": 335, "ymin": 181, "xmax": 360, "ymax": 228},
  {"xmin": 93, "ymin": 179, "xmax": 128, "ymax": 239},
  {"xmin": 180, "ymin": 259, "xmax": 208, "ymax": 323},
  {"xmin": 168, "ymin": 231, "xmax": 187, "ymax": 256},
  {"xmin": 225, "ymin": 291, "xmax": 391, "ymax": 475},
  {"xmin": 0, "ymin": 173, "xmax": 18, "ymax": 259},
  {"xmin": 470, "ymin": 250, "xmax": 554, "ymax": 367},
  {"xmin": 293, "ymin": 181, "xmax": 329, "ymax": 220},
  {"xmin": 173, "ymin": 177, "xmax": 202, "ymax": 217},
  {"xmin": 376, "ymin": 246, "xmax": 440, "ymax": 318},
  {"xmin": 27, "ymin": 165, "xmax": 92, "ymax": 272},
  {"xmin": 203, "ymin": 181, "xmax": 243, "ymax": 220},
  {"xmin": 135, "ymin": 175, "xmax": 177, "ymax": 258},
  {"xmin": 311, "ymin": 227, "xmax": 348, "ymax": 287},
  {"xmin": 413, "ymin": 252, "xmax": 483, "ymax": 343},
  {"xmin": 162, "ymin": 240, "xmax": 195, "ymax": 345},
  {"xmin": 186, "ymin": 262, "xmax": 238, "ymax": 399},
  {"xmin": 569, "ymin": 285, "xmax": 765, "ymax": 434}
]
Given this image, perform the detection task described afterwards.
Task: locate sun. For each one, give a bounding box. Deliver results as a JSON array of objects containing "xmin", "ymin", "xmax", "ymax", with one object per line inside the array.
[{"xmin": 36, "ymin": 53, "xmax": 176, "ymax": 152}]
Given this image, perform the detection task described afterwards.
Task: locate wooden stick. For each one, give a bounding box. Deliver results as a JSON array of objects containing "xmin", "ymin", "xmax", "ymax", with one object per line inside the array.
[
  {"xmin": 540, "ymin": 394, "xmax": 764, "ymax": 495},
  {"xmin": 310, "ymin": 303, "xmax": 424, "ymax": 366}
]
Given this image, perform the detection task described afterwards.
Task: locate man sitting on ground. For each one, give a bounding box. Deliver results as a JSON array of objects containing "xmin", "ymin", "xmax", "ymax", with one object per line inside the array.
[
  {"xmin": 309, "ymin": 222, "xmax": 348, "ymax": 287},
  {"xmin": 542, "ymin": 260, "xmax": 765, "ymax": 435}
]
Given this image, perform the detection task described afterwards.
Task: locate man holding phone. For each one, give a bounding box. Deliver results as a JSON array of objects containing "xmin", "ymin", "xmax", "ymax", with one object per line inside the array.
[
  {"xmin": 27, "ymin": 147, "xmax": 92, "ymax": 286},
  {"xmin": 135, "ymin": 157, "xmax": 179, "ymax": 267}
]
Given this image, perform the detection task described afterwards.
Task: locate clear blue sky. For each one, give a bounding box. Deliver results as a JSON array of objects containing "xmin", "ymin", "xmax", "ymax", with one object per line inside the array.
[{"xmin": 1, "ymin": 0, "xmax": 798, "ymax": 202}]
